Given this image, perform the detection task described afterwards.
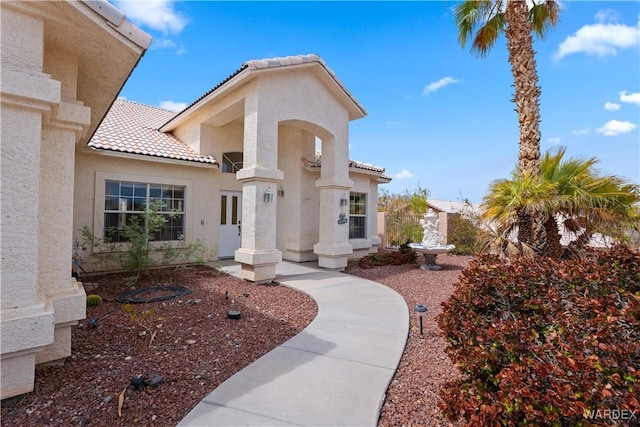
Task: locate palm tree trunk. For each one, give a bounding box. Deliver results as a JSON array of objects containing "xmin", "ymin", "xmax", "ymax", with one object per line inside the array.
[
  {"xmin": 516, "ymin": 207, "xmax": 532, "ymax": 249},
  {"xmin": 505, "ymin": 0, "xmax": 548, "ymax": 255},
  {"xmin": 544, "ymin": 216, "xmax": 563, "ymax": 259}
]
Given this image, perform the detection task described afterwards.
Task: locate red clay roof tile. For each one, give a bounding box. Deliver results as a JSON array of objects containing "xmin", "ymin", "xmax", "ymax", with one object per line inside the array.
[{"xmin": 89, "ymin": 99, "xmax": 218, "ymax": 165}]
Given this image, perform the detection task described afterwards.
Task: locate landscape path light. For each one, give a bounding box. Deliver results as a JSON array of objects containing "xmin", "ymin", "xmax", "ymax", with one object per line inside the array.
[{"xmin": 414, "ymin": 303, "xmax": 427, "ymax": 335}]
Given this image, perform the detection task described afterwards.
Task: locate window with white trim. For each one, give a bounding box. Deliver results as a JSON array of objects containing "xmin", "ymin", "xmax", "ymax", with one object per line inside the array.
[
  {"xmin": 349, "ymin": 192, "xmax": 367, "ymax": 239},
  {"xmin": 104, "ymin": 180, "xmax": 185, "ymax": 242}
]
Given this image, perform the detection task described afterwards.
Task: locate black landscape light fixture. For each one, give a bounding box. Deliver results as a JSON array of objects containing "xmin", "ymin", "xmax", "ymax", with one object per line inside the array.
[{"xmin": 414, "ymin": 304, "xmax": 427, "ymax": 335}]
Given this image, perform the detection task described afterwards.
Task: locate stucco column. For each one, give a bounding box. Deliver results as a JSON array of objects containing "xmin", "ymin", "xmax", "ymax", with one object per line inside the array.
[
  {"xmin": 36, "ymin": 99, "xmax": 91, "ymax": 364},
  {"xmin": 234, "ymin": 92, "xmax": 283, "ymax": 282},
  {"xmin": 0, "ymin": 8, "xmax": 56, "ymax": 399},
  {"xmin": 314, "ymin": 128, "xmax": 353, "ymax": 270}
]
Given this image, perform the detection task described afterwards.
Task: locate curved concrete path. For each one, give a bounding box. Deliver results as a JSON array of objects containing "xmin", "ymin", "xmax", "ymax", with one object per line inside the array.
[{"xmin": 178, "ymin": 261, "xmax": 409, "ymax": 426}]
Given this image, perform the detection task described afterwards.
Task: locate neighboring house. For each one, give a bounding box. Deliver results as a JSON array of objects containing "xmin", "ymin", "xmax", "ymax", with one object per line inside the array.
[
  {"xmin": 427, "ymin": 200, "xmax": 619, "ymax": 250},
  {"xmin": 74, "ymin": 54, "xmax": 391, "ymax": 284},
  {"xmin": 427, "ymin": 199, "xmax": 480, "ymax": 241},
  {"xmin": 1, "ymin": 1, "xmax": 150, "ymax": 398}
]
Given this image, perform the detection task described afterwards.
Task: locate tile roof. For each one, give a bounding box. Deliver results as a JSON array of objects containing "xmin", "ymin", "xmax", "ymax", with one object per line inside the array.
[
  {"xmin": 428, "ymin": 199, "xmax": 481, "ymax": 214},
  {"xmin": 162, "ymin": 54, "xmax": 366, "ymax": 129},
  {"xmin": 88, "ymin": 99, "xmax": 218, "ymax": 165},
  {"xmin": 303, "ymin": 153, "xmax": 391, "ymax": 181}
]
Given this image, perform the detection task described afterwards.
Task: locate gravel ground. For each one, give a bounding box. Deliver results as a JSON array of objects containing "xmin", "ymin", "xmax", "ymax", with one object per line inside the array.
[
  {"xmin": 1, "ymin": 253, "xmax": 470, "ymax": 427},
  {"xmin": 1, "ymin": 266, "xmax": 317, "ymax": 427}
]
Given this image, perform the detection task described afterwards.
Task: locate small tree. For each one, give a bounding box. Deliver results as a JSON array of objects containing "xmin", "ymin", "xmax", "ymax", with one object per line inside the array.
[
  {"xmin": 448, "ymin": 198, "xmax": 483, "ymax": 255},
  {"xmin": 378, "ymin": 185, "xmax": 430, "ymax": 215},
  {"xmin": 379, "ymin": 185, "xmax": 430, "ymax": 247},
  {"xmin": 80, "ymin": 201, "xmax": 216, "ymax": 284}
]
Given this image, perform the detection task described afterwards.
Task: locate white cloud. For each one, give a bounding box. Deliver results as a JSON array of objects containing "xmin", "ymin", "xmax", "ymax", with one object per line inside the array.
[
  {"xmin": 604, "ymin": 102, "xmax": 621, "ymax": 111},
  {"xmin": 594, "ymin": 9, "xmax": 620, "ymax": 23},
  {"xmin": 114, "ymin": 0, "xmax": 187, "ymax": 34},
  {"xmin": 620, "ymin": 90, "xmax": 640, "ymax": 106},
  {"xmin": 596, "ymin": 120, "xmax": 637, "ymax": 136},
  {"xmin": 153, "ymin": 39, "xmax": 176, "ymax": 48},
  {"xmin": 159, "ymin": 100, "xmax": 188, "ymax": 112},
  {"xmin": 572, "ymin": 128, "xmax": 590, "ymax": 135},
  {"xmin": 151, "ymin": 38, "xmax": 186, "ymax": 55},
  {"xmin": 553, "ymin": 21, "xmax": 639, "ymax": 59},
  {"xmin": 423, "ymin": 77, "xmax": 461, "ymax": 95},
  {"xmin": 393, "ymin": 169, "xmax": 415, "ymax": 180},
  {"xmin": 548, "ymin": 137, "xmax": 562, "ymax": 145}
]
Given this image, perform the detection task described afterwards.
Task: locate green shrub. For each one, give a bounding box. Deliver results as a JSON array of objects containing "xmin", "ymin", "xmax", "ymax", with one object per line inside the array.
[
  {"xmin": 437, "ymin": 245, "xmax": 640, "ymax": 426},
  {"xmin": 398, "ymin": 221, "xmax": 423, "ymax": 245},
  {"xmin": 448, "ymin": 214, "xmax": 481, "ymax": 255},
  {"xmin": 79, "ymin": 201, "xmax": 216, "ymax": 284}
]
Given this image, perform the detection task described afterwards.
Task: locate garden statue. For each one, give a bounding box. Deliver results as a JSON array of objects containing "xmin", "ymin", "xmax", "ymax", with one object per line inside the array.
[{"xmin": 409, "ymin": 209, "xmax": 455, "ymax": 270}]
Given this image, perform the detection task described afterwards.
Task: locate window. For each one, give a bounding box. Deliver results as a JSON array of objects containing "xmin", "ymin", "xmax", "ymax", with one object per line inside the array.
[
  {"xmin": 222, "ymin": 152, "xmax": 243, "ymax": 173},
  {"xmin": 104, "ymin": 180, "xmax": 185, "ymax": 242},
  {"xmin": 349, "ymin": 192, "xmax": 367, "ymax": 239}
]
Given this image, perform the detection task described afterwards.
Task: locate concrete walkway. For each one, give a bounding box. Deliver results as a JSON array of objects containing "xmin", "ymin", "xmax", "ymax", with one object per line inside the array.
[{"xmin": 178, "ymin": 261, "xmax": 409, "ymax": 427}]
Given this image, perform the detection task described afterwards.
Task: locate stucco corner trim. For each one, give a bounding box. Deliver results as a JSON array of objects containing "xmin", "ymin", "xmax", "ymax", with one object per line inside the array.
[{"xmin": 0, "ymin": 302, "xmax": 55, "ymax": 355}]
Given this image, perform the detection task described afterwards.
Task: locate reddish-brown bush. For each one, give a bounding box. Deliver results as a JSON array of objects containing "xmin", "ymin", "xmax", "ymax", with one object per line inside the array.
[
  {"xmin": 358, "ymin": 248, "xmax": 417, "ymax": 269},
  {"xmin": 437, "ymin": 245, "xmax": 640, "ymax": 426}
]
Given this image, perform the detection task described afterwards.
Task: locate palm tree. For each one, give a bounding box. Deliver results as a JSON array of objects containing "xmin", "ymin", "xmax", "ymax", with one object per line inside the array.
[
  {"xmin": 539, "ymin": 148, "xmax": 639, "ymax": 257},
  {"xmin": 454, "ymin": 0, "xmax": 560, "ymax": 255},
  {"xmin": 482, "ymin": 147, "xmax": 640, "ymax": 259}
]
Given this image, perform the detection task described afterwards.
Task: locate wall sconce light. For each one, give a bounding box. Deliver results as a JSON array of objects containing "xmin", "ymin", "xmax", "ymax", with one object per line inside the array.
[
  {"xmin": 340, "ymin": 193, "xmax": 349, "ymax": 207},
  {"xmin": 278, "ymin": 186, "xmax": 285, "ymax": 198},
  {"xmin": 263, "ymin": 186, "xmax": 274, "ymax": 203}
]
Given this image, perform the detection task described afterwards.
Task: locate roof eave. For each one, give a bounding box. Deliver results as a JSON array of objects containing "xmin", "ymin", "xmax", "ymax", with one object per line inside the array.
[
  {"xmin": 161, "ymin": 55, "xmax": 367, "ymax": 131},
  {"xmin": 88, "ymin": 147, "xmax": 219, "ymax": 168},
  {"xmin": 160, "ymin": 66, "xmax": 251, "ymax": 132}
]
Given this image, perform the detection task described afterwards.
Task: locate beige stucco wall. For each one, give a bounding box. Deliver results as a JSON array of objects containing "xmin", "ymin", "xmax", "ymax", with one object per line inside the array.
[
  {"xmin": 348, "ymin": 172, "xmax": 382, "ymax": 259},
  {"xmin": 73, "ymin": 152, "xmax": 220, "ymax": 272},
  {"xmin": 248, "ymin": 70, "xmax": 355, "ymax": 273},
  {"xmin": 163, "ymin": 64, "xmax": 379, "ymax": 276},
  {"xmin": 1, "ymin": 0, "xmax": 148, "ymax": 399},
  {"xmin": 75, "ymin": 59, "xmax": 380, "ymax": 283},
  {"xmin": 277, "ymin": 125, "xmax": 320, "ymax": 262}
]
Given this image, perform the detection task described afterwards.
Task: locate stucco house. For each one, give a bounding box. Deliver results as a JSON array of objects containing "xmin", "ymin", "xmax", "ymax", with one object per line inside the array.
[
  {"xmin": 74, "ymin": 54, "xmax": 391, "ymax": 284},
  {"xmin": 427, "ymin": 199, "xmax": 481, "ymax": 242},
  {"xmin": 1, "ymin": 1, "xmax": 150, "ymax": 399}
]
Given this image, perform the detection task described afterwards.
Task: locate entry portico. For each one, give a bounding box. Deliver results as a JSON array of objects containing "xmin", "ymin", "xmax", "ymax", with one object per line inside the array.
[{"xmin": 160, "ymin": 55, "xmax": 367, "ymax": 282}]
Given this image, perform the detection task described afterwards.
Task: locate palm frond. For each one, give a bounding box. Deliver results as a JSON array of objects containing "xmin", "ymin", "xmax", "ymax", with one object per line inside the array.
[
  {"xmin": 472, "ymin": 12, "xmax": 505, "ymax": 57},
  {"xmin": 454, "ymin": 0, "xmax": 504, "ymax": 56},
  {"xmin": 529, "ymin": 0, "xmax": 560, "ymax": 38}
]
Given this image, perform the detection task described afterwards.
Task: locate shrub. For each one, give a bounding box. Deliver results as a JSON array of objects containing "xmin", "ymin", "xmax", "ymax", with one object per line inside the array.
[
  {"xmin": 358, "ymin": 247, "xmax": 417, "ymax": 269},
  {"xmin": 447, "ymin": 199, "xmax": 483, "ymax": 256},
  {"xmin": 437, "ymin": 245, "xmax": 640, "ymax": 426},
  {"xmin": 79, "ymin": 201, "xmax": 216, "ymax": 284},
  {"xmin": 448, "ymin": 214, "xmax": 481, "ymax": 255}
]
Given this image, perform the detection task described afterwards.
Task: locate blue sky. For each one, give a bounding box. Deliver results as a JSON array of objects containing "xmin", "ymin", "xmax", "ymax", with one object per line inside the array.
[{"xmin": 114, "ymin": 1, "xmax": 640, "ymax": 203}]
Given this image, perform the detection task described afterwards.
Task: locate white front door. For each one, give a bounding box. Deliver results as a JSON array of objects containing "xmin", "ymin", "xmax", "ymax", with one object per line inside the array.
[{"xmin": 218, "ymin": 191, "xmax": 242, "ymax": 258}]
